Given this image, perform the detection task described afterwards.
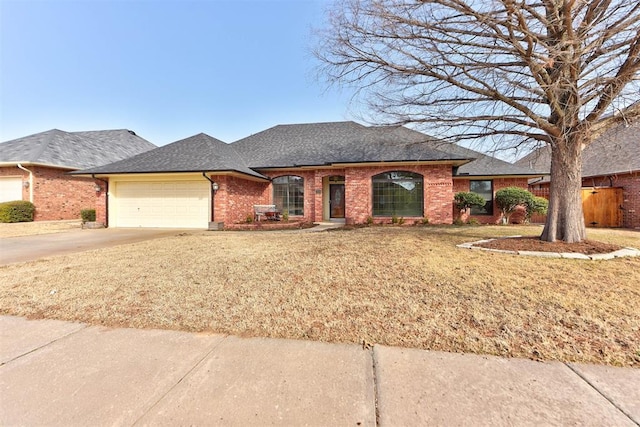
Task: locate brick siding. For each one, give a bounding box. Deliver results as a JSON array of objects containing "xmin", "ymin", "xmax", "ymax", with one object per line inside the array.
[
  {"xmin": 1, "ymin": 165, "xmax": 101, "ymax": 221},
  {"xmin": 268, "ymin": 165, "xmax": 454, "ymax": 225},
  {"xmin": 453, "ymin": 177, "xmax": 531, "ymax": 224}
]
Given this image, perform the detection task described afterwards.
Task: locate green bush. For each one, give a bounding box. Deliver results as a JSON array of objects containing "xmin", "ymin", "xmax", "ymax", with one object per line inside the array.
[
  {"xmin": 420, "ymin": 217, "xmax": 430, "ymax": 225},
  {"xmin": 466, "ymin": 218, "xmax": 481, "ymax": 226},
  {"xmin": 524, "ymin": 196, "xmax": 549, "ymax": 223},
  {"xmin": 0, "ymin": 200, "xmax": 35, "ymax": 223},
  {"xmin": 365, "ymin": 215, "xmax": 374, "ymax": 225},
  {"xmin": 454, "ymin": 192, "xmax": 486, "ymax": 221},
  {"xmin": 80, "ymin": 209, "xmax": 96, "ymax": 222},
  {"xmin": 495, "ymin": 187, "xmax": 534, "ymax": 224}
]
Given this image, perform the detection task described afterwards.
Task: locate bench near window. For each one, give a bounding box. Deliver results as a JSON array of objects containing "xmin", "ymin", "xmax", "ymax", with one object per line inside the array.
[{"xmin": 253, "ymin": 205, "xmax": 281, "ymax": 221}]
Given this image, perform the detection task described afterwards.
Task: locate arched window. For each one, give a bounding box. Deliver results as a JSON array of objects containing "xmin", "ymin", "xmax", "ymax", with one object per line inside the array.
[
  {"xmin": 372, "ymin": 171, "xmax": 423, "ymax": 217},
  {"xmin": 273, "ymin": 175, "xmax": 304, "ymax": 216}
]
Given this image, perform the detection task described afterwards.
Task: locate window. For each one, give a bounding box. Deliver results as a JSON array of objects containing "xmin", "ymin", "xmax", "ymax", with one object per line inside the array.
[
  {"xmin": 372, "ymin": 171, "xmax": 423, "ymax": 217},
  {"xmin": 470, "ymin": 180, "xmax": 493, "ymax": 215},
  {"xmin": 273, "ymin": 175, "xmax": 304, "ymax": 216}
]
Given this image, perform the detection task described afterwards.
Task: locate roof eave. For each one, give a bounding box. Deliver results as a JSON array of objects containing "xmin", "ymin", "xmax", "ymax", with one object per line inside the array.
[
  {"xmin": 454, "ymin": 173, "xmax": 549, "ymax": 179},
  {"xmin": 0, "ymin": 161, "xmax": 79, "ymax": 171},
  {"xmin": 73, "ymin": 169, "xmax": 270, "ymax": 182},
  {"xmin": 253, "ymin": 159, "xmax": 472, "ymax": 171}
]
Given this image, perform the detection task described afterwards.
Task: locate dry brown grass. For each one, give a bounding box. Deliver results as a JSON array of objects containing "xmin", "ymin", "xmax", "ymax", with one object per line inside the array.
[
  {"xmin": 0, "ymin": 220, "xmax": 81, "ymax": 238},
  {"xmin": 1, "ymin": 225, "xmax": 639, "ymax": 366}
]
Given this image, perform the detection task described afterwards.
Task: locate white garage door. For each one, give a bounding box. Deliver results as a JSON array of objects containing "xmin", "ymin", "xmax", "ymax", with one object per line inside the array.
[
  {"xmin": 0, "ymin": 177, "xmax": 23, "ymax": 203},
  {"xmin": 114, "ymin": 181, "xmax": 210, "ymax": 228}
]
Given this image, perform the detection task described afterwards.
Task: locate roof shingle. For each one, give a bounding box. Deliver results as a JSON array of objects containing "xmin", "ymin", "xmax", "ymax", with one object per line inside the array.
[
  {"xmin": 0, "ymin": 129, "xmax": 156, "ymax": 170},
  {"xmin": 77, "ymin": 133, "xmax": 266, "ymax": 179},
  {"xmin": 515, "ymin": 120, "xmax": 640, "ymax": 179}
]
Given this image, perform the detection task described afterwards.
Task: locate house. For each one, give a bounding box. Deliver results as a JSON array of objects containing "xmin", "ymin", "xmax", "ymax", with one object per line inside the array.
[
  {"xmin": 73, "ymin": 122, "xmax": 542, "ymax": 229},
  {"xmin": 0, "ymin": 129, "xmax": 155, "ymax": 220},
  {"xmin": 516, "ymin": 120, "xmax": 639, "ymax": 228}
]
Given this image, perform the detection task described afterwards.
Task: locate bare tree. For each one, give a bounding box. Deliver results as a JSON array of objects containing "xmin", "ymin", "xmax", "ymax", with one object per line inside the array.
[{"xmin": 315, "ymin": 0, "xmax": 640, "ymax": 242}]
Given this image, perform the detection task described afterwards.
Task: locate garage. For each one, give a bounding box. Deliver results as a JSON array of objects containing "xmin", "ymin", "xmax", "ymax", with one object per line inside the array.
[
  {"xmin": 112, "ymin": 181, "xmax": 210, "ymax": 228},
  {"xmin": 0, "ymin": 177, "xmax": 23, "ymax": 203}
]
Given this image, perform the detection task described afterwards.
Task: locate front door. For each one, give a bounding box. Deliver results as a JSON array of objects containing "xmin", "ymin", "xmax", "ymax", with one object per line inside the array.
[{"xmin": 330, "ymin": 184, "xmax": 345, "ymax": 218}]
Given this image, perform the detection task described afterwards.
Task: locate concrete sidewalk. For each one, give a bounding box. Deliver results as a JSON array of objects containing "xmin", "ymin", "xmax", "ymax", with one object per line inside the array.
[{"xmin": 0, "ymin": 316, "xmax": 638, "ymax": 426}]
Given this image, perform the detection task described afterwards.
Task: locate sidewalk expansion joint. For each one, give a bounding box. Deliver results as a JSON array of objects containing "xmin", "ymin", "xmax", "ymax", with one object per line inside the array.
[
  {"xmin": 132, "ymin": 334, "xmax": 230, "ymax": 426},
  {"xmin": 370, "ymin": 345, "xmax": 381, "ymax": 427},
  {"xmin": 564, "ymin": 363, "xmax": 639, "ymax": 426},
  {"xmin": 0, "ymin": 323, "xmax": 89, "ymax": 367}
]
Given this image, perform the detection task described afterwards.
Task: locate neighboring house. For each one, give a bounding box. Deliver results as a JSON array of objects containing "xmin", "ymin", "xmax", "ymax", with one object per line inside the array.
[
  {"xmin": 0, "ymin": 129, "xmax": 155, "ymax": 220},
  {"xmin": 516, "ymin": 120, "xmax": 639, "ymax": 229},
  {"xmin": 75, "ymin": 121, "xmax": 543, "ymax": 229}
]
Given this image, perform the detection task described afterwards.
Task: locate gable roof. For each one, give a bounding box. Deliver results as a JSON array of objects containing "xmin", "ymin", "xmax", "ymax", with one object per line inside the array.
[
  {"xmin": 516, "ymin": 120, "xmax": 640, "ymax": 179},
  {"xmin": 0, "ymin": 129, "xmax": 155, "ymax": 170},
  {"xmin": 382, "ymin": 126, "xmax": 545, "ymax": 177},
  {"xmin": 73, "ymin": 121, "xmax": 544, "ymax": 179},
  {"xmin": 76, "ymin": 133, "xmax": 267, "ymax": 179},
  {"xmin": 231, "ymin": 121, "xmax": 470, "ymax": 168}
]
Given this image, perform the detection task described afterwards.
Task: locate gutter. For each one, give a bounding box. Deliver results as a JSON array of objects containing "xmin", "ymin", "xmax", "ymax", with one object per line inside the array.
[
  {"xmin": 16, "ymin": 163, "xmax": 34, "ymax": 203},
  {"xmin": 92, "ymin": 174, "xmax": 109, "ymax": 227}
]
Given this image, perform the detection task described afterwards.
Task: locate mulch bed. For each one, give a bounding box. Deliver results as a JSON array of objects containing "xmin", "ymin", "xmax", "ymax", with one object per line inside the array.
[{"xmin": 477, "ymin": 236, "xmax": 624, "ymax": 255}]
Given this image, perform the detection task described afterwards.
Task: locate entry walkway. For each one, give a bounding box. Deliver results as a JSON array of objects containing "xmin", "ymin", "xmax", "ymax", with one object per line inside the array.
[{"xmin": 1, "ymin": 316, "xmax": 638, "ymax": 426}]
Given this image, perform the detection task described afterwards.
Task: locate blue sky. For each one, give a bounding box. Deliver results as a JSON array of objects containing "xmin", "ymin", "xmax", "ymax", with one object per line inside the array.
[{"xmin": 0, "ymin": 0, "xmax": 355, "ymax": 145}]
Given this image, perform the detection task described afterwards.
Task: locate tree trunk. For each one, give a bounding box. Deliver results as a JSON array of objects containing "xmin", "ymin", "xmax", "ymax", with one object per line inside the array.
[{"xmin": 541, "ymin": 133, "xmax": 587, "ymax": 243}]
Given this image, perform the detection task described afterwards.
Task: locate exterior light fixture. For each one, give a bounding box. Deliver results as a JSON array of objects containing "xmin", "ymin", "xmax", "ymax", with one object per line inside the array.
[
  {"xmin": 23, "ymin": 181, "xmax": 30, "ymax": 188},
  {"xmin": 212, "ymin": 182, "xmax": 220, "ymax": 192},
  {"xmin": 94, "ymin": 184, "xmax": 101, "ymax": 192}
]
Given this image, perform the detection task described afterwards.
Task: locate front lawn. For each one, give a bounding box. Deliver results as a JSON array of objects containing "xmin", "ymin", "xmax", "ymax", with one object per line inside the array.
[{"xmin": 1, "ymin": 225, "xmax": 638, "ymax": 366}]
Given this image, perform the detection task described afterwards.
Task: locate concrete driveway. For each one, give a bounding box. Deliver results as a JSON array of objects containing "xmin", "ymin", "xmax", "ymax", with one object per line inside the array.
[{"xmin": 0, "ymin": 228, "xmax": 186, "ymax": 265}]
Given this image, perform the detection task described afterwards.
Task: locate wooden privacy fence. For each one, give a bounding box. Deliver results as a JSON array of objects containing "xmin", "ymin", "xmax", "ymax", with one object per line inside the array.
[{"xmin": 530, "ymin": 187, "xmax": 623, "ymax": 228}]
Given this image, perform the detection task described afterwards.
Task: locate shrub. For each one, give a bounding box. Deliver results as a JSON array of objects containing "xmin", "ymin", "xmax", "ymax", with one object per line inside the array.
[
  {"xmin": 466, "ymin": 218, "xmax": 480, "ymax": 226},
  {"xmin": 282, "ymin": 212, "xmax": 289, "ymax": 222},
  {"xmin": 524, "ymin": 196, "xmax": 549, "ymax": 223},
  {"xmin": 454, "ymin": 192, "xmax": 486, "ymax": 220},
  {"xmin": 495, "ymin": 187, "xmax": 534, "ymax": 225},
  {"xmin": 420, "ymin": 217, "xmax": 430, "ymax": 225},
  {"xmin": 0, "ymin": 200, "xmax": 35, "ymax": 223},
  {"xmin": 453, "ymin": 218, "xmax": 465, "ymax": 226},
  {"xmin": 365, "ymin": 215, "xmax": 374, "ymax": 225},
  {"xmin": 245, "ymin": 214, "xmax": 254, "ymax": 223},
  {"xmin": 80, "ymin": 209, "xmax": 96, "ymax": 222}
]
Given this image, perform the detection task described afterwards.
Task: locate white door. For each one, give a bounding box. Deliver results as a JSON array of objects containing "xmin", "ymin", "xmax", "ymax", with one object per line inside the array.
[
  {"xmin": 0, "ymin": 177, "xmax": 23, "ymax": 203},
  {"xmin": 114, "ymin": 181, "xmax": 209, "ymax": 228}
]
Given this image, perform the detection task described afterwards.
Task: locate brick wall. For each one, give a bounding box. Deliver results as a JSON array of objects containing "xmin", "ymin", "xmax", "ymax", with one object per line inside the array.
[
  {"xmin": 227, "ymin": 165, "xmax": 456, "ymax": 225},
  {"xmin": 216, "ymin": 176, "xmax": 270, "ymax": 224},
  {"xmin": 344, "ymin": 164, "xmax": 454, "ymax": 225},
  {"xmin": 453, "ymin": 177, "xmax": 531, "ymax": 224},
  {"xmin": 0, "ymin": 165, "xmax": 100, "ymax": 221}
]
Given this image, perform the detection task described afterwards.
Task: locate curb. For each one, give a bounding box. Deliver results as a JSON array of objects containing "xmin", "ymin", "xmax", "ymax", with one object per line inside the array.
[{"xmin": 457, "ymin": 238, "xmax": 640, "ymax": 260}]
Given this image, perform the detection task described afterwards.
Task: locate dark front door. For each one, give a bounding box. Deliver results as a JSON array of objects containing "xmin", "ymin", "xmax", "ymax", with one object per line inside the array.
[{"xmin": 330, "ymin": 184, "xmax": 345, "ymax": 218}]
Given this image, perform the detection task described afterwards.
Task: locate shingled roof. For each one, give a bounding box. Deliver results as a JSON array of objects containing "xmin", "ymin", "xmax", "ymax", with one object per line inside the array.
[
  {"xmin": 231, "ymin": 121, "xmax": 469, "ymax": 168},
  {"xmin": 515, "ymin": 120, "xmax": 640, "ymax": 180},
  {"xmin": 77, "ymin": 133, "xmax": 267, "ymax": 179},
  {"xmin": 381, "ymin": 126, "xmax": 545, "ymax": 177},
  {"xmin": 0, "ymin": 129, "xmax": 155, "ymax": 170},
  {"xmin": 74, "ymin": 121, "xmax": 544, "ymax": 179}
]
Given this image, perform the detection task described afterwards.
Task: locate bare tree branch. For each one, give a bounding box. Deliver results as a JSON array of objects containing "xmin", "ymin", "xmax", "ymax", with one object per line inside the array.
[{"xmin": 315, "ymin": 0, "xmax": 640, "ymax": 242}]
